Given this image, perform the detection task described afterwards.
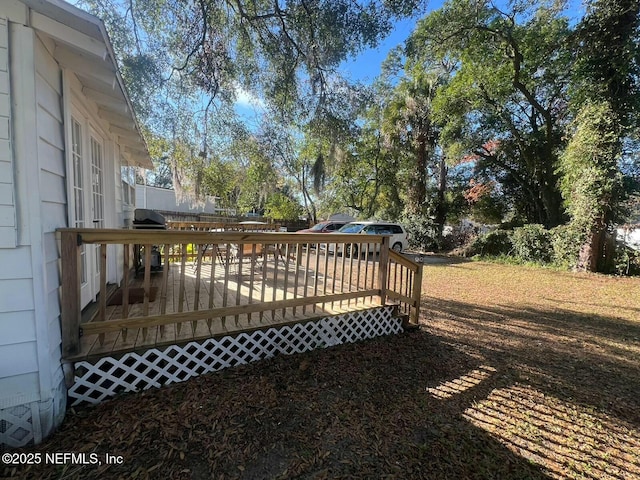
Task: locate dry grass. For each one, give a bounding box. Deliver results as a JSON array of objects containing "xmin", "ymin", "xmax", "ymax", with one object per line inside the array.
[
  {"xmin": 2, "ymin": 259, "xmax": 639, "ymax": 479},
  {"xmin": 422, "ymin": 259, "xmax": 640, "ymax": 480}
]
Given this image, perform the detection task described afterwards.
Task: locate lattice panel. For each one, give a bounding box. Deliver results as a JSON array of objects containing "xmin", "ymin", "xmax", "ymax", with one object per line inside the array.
[
  {"xmin": 68, "ymin": 306, "xmax": 401, "ymax": 406},
  {"xmin": 0, "ymin": 405, "xmax": 33, "ymax": 451}
]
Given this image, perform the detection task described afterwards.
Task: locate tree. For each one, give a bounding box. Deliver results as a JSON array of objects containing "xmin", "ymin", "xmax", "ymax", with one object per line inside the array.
[
  {"xmin": 309, "ymin": 81, "xmax": 403, "ymax": 220},
  {"xmin": 201, "ymin": 157, "xmax": 243, "ymax": 211},
  {"xmin": 561, "ymin": 0, "xmax": 640, "ymax": 271},
  {"xmin": 76, "ymin": 0, "xmax": 427, "ymax": 205},
  {"xmin": 264, "ymin": 191, "xmax": 303, "ymax": 220},
  {"xmin": 381, "ymin": 63, "xmax": 443, "ymax": 217},
  {"xmin": 323, "ymin": 126, "xmax": 394, "ymax": 219},
  {"xmin": 413, "ymin": 0, "xmax": 573, "ymax": 227},
  {"xmin": 559, "ymin": 102, "xmax": 622, "ymax": 271}
]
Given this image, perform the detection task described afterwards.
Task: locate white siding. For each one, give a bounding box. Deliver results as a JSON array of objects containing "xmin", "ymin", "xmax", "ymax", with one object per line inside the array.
[
  {"xmin": 0, "ymin": 342, "xmax": 38, "ymax": 377},
  {"xmin": 34, "ymin": 37, "xmax": 66, "ymax": 398},
  {"xmin": 135, "ymin": 184, "xmax": 223, "ymax": 215},
  {"xmin": 0, "ymin": 20, "xmax": 39, "ymax": 414},
  {"xmin": 0, "ymin": 310, "xmax": 35, "ymax": 346},
  {"xmin": 0, "ymin": 26, "xmax": 67, "ymax": 445},
  {"xmin": 0, "ymin": 17, "xmax": 16, "ymax": 247},
  {"xmin": 0, "ymin": 372, "xmax": 40, "ymax": 406},
  {"xmin": 0, "ymin": 25, "xmax": 65, "ymax": 410}
]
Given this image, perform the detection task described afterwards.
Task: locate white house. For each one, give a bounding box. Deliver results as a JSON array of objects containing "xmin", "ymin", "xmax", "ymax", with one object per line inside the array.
[
  {"xmin": 135, "ymin": 183, "xmax": 234, "ymax": 221},
  {"xmin": 617, "ymin": 224, "xmax": 640, "ymax": 251},
  {"xmin": 0, "ymin": 0, "xmax": 152, "ymax": 448}
]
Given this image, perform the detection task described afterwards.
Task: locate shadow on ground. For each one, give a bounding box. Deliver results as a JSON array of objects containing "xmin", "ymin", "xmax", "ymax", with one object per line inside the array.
[
  {"xmin": 4, "ymin": 330, "xmax": 550, "ymax": 480},
  {"xmin": 4, "ymin": 259, "xmax": 639, "ymax": 480},
  {"xmin": 424, "ymin": 296, "xmax": 640, "ymax": 427},
  {"xmin": 422, "ymin": 295, "xmax": 640, "ymax": 480}
]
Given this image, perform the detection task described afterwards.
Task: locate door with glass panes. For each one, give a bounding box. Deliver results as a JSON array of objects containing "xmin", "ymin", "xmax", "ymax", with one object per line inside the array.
[{"xmin": 70, "ymin": 117, "xmax": 106, "ymax": 307}]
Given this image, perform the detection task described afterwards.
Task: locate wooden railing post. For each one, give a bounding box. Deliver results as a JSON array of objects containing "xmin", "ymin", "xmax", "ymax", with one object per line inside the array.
[
  {"xmin": 410, "ymin": 261, "xmax": 424, "ymax": 324},
  {"xmin": 378, "ymin": 236, "xmax": 390, "ymax": 306},
  {"xmin": 60, "ymin": 231, "xmax": 81, "ymax": 357}
]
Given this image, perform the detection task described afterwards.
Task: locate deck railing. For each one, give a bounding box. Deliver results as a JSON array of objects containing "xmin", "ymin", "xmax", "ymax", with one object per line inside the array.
[
  {"xmin": 387, "ymin": 250, "xmax": 423, "ymax": 324},
  {"xmin": 166, "ymin": 221, "xmax": 282, "ymax": 232},
  {"xmin": 58, "ymin": 228, "xmax": 423, "ymax": 358}
]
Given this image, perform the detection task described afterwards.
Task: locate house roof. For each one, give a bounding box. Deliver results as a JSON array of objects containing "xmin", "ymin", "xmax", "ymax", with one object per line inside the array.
[{"xmin": 22, "ymin": 0, "xmax": 153, "ymax": 169}]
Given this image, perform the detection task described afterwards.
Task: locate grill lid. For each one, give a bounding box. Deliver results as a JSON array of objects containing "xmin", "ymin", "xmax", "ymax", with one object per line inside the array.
[{"xmin": 133, "ymin": 208, "xmax": 166, "ymax": 226}]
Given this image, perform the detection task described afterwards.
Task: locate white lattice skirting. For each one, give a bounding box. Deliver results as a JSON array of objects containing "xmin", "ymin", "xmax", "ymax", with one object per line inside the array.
[
  {"xmin": 68, "ymin": 306, "xmax": 401, "ymax": 406},
  {"xmin": 1, "ymin": 378, "xmax": 66, "ymax": 451}
]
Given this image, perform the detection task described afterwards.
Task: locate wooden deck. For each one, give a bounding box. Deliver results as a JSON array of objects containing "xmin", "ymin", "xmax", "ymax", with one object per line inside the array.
[
  {"xmin": 59, "ymin": 228, "xmax": 423, "ymax": 362},
  {"xmin": 71, "ymin": 252, "xmax": 380, "ymax": 361}
]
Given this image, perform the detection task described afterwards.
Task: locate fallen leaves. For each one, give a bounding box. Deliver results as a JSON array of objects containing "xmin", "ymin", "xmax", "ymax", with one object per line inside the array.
[{"xmin": 2, "ymin": 260, "xmax": 639, "ymax": 479}]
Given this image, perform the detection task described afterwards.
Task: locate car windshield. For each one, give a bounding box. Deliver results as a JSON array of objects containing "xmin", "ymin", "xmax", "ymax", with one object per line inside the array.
[
  {"xmin": 309, "ymin": 223, "xmax": 328, "ymax": 231},
  {"xmin": 338, "ymin": 223, "xmax": 366, "ymax": 233}
]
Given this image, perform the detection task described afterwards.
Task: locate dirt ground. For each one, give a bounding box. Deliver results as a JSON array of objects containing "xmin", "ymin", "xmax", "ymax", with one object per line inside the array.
[{"xmin": 2, "ymin": 258, "xmax": 639, "ymax": 479}]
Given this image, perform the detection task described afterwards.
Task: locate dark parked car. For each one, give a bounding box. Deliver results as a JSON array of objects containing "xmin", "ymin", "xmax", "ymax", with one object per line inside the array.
[{"xmin": 297, "ymin": 221, "xmax": 348, "ymax": 234}]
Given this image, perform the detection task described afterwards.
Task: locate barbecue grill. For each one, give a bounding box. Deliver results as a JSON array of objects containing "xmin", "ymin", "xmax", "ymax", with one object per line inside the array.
[{"xmin": 133, "ymin": 209, "xmax": 166, "ymax": 274}]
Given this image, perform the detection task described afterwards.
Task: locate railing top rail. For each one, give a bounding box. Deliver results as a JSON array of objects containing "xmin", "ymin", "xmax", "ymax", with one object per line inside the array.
[
  {"xmin": 388, "ymin": 249, "xmax": 423, "ymax": 271},
  {"xmin": 56, "ymin": 228, "xmax": 387, "ymax": 246},
  {"xmin": 167, "ymin": 221, "xmax": 281, "ymax": 230}
]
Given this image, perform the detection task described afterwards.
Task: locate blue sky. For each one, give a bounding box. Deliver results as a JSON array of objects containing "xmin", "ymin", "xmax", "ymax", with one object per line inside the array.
[
  {"xmin": 340, "ymin": 0, "xmax": 586, "ymax": 83},
  {"xmin": 237, "ymin": 0, "xmax": 586, "ymax": 116},
  {"xmin": 340, "ymin": 16, "xmax": 422, "ymax": 83}
]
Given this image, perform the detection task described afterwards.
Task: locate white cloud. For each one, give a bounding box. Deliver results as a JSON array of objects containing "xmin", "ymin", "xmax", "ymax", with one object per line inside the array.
[{"xmin": 234, "ymin": 83, "xmax": 265, "ymax": 109}]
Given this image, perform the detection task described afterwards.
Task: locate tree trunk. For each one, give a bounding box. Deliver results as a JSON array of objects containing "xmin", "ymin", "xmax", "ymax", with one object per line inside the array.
[
  {"xmin": 433, "ymin": 156, "xmax": 448, "ymax": 243},
  {"xmin": 539, "ymin": 169, "xmax": 565, "ymax": 228},
  {"xmin": 407, "ymin": 133, "xmax": 428, "ymax": 215},
  {"xmin": 576, "ymin": 216, "xmax": 607, "ymax": 272}
]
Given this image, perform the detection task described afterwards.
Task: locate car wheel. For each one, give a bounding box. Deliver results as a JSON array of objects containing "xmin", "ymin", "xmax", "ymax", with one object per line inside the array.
[
  {"xmin": 392, "ymin": 242, "xmax": 403, "ymax": 253},
  {"xmin": 345, "ymin": 243, "xmax": 358, "ymax": 258}
]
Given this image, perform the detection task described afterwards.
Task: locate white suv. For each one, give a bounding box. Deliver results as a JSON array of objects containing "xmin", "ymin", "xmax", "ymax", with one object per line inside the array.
[{"xmin": 334, "ymin": 221, "xmax": 409, "ymax": 255}]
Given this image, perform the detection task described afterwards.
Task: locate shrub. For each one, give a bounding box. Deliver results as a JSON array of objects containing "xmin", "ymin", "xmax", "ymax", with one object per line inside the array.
[
  {"xmin": 402, "ymin": 213, "xmax": 441, "ymax": 251},
  {"xmin": 549, "ymin": 224, "xmax": 583, "ymax": 268},
  {"xmin": 613, "ymin": 243, "xmax": 640, "ymax": 276},
  {"xmin": 511, "ymin": 224, "xmax": 552, "ymax": 263},
  {"xmin": 441, "ymin": 223, "xmax": 479, "ymax": 251},
  {"xmin": 464, "ymin": 230, "xmax": 513, "ymax": 257}
]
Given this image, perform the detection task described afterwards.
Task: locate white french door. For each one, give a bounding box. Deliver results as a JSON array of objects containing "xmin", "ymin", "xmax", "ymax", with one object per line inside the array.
[
  {"xmin": 70, "ymin": 118, "xmax": 91, "ymax": 307},
  {"xmin": 69, "ymin": 115, "xmax": 106, "ymax": 307},
  {"xmin": 90, "ymin": 133, "xmax": 105, "ymax": 298}
]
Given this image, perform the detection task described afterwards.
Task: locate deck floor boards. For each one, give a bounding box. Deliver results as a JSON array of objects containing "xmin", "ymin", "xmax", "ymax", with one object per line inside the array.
[{"xmin": 72, "ymin": 251, "xmax": 380, "ymax": 362}]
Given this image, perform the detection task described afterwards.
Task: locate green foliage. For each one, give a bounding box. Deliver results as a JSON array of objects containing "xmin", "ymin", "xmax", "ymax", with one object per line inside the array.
[
  {"xmin": 461, "ymin": 223, "xmax": 640, "ymax": 276},
  {"xmin": 413, "ymin": 0, "xmax": 572, "ymax": 227},
  {"xmin": 572, "ymin": 0, "xmax": 640, "ymax": 134},
  {"xmin": 549, "ymin": 224, "xmax": 583, "ymax": 268},
  {"xmin": 380, "ymin": 65, "xmax": 444, "ymax": 216},
  {"xmin": 561, "ymin": 0, "xmax": 640, "ymax": 272},
  {"xmin": 613, "ymin": 244, "xmax": 640, "ymax": 276},
  {"xmin": 120, "ymin": 54, "xmax": 162, "ymax": 121},
  {"xmin": 201, "ymin": 158, "xmax": 242, "ymax": 209},
  {"xmin": 402, "ymin": 212, "xmax": 442, "ymax": 251},
  {"xmin": 465, "ymin": 181, "xmax": 508, "ymax": 225},
  {"xmin": 511, "ymin": 224, "xmax": 552, "ymax": 263},
  {"xmin": 264, "ymin": 192, "xmax": 303, "ymax": 221},
  {"xmin": 559, "ymin": 102, "xmax": 623, "ymax": 233},
  {"xmin": 467, "ymin": 230, "xmax": 513, "ymax": 257}
]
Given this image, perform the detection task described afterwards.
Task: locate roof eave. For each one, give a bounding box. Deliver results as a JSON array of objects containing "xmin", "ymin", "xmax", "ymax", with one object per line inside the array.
[{"xmin": 23, "ymin": 0, "xmax": 153, "ymax": 170}]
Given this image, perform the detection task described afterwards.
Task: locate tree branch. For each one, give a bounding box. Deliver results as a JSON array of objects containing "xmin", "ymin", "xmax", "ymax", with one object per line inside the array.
[{"xmin": 173, "ymin": 0, "xmax": 209, "ymax": 72}]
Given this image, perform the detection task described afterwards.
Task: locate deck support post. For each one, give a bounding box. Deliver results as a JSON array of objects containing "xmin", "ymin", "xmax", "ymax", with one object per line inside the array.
[
  {"xmin": 410, "ymin": 261, "xmax": 423, "ymax": 324},
  {"xmin": 378, "ymin": 236, "xmax": 390, "ymax": 306},
  {"xmin": 60, "ymin": 231, "xmax": 81, "ymax": 357}
]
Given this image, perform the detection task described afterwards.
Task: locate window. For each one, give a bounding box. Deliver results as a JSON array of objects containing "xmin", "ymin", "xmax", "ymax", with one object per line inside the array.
[
  {"xmin": 90, "ymin": 136, "xmax": 105, "ymax": 228},
  {"xmin": 121, "ymin": 165, "xmax": 136, "ymax": 206},
  {"xmin": 71, "ymin": 118, "xmax": 87, "ymax": 284}
]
